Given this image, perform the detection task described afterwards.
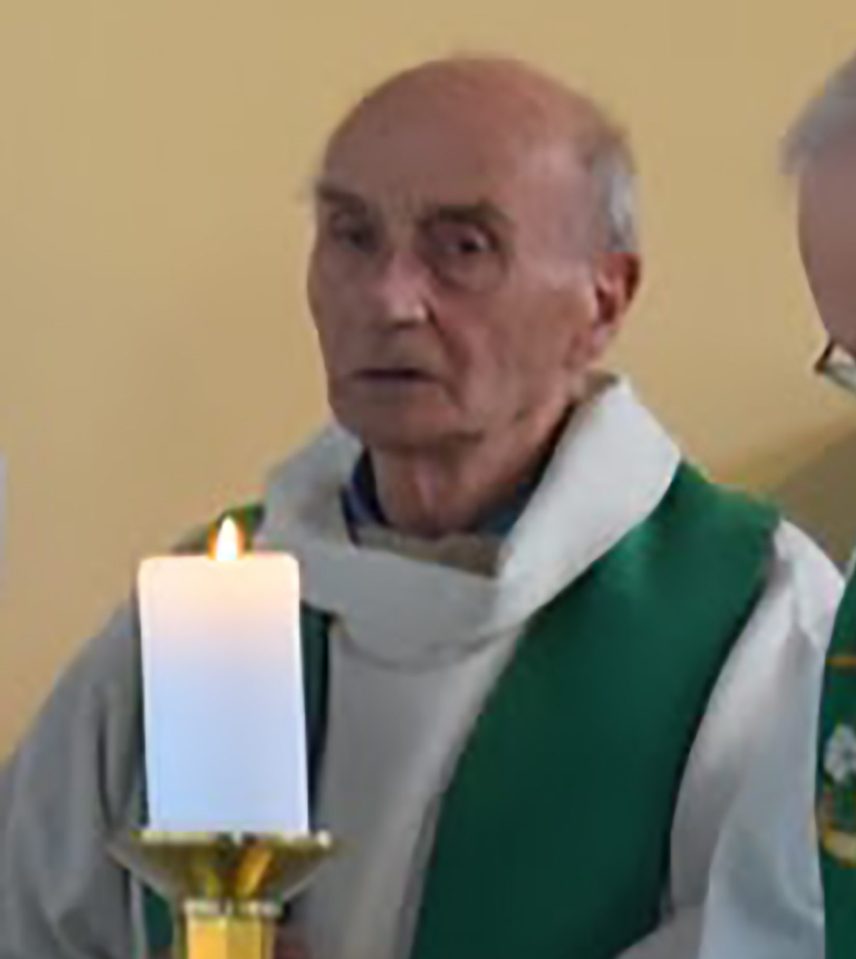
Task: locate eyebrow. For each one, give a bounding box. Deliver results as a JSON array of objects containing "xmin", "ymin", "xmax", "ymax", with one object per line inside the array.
[
  {"xmin": 313, "ymin": 182, "xmax": 372, "ymax": 214},
  {"xmin": 420, "ymin": 201, "xmax": 513, "ymax": 235},
  {"xmin": 313, "ymin": 181, "xmax": 512, "ymax": 232}
]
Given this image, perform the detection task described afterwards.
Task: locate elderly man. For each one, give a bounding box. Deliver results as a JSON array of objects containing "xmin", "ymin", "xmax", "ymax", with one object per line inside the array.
[
  {"xmin": 695, "ymin": 53, "xmax": 856, "ymax": 959},
  {"xmin": 0, "ymin": 57, "xmax": 841, "ymax": 959}
]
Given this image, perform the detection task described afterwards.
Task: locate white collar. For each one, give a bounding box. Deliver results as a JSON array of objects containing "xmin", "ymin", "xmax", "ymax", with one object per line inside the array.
[{"xmin": 258, "ymin": 375, "xmax": 680, "ymax": 662}]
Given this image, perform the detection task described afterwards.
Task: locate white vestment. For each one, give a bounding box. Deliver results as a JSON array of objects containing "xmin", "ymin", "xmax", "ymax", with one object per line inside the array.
[
  {"xmin": 693, "ymin": 546, "xmax": 856, "ymax": 959},
  {"xmin": 0, "ymin": 376, "xmax": 842, "ymax": 959},
  {"xmin": 694, "ymin": 590, "xmax": 843, "ymax": 959}
]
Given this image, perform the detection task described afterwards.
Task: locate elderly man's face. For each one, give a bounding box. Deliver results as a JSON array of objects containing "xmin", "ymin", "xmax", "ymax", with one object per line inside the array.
[
  {"xmin": 307, "ymin": 92, "xmax": 627, "ymax": 453},
  {"xmin": 799, "ymin": 142, "xmax": 856, "ymax": 355}
]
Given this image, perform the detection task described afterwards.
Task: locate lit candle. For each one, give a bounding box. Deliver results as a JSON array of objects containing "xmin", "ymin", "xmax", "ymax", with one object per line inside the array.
[{"xmin": 138, "ymin": 518, "xmax": 308, "ymax": 833}]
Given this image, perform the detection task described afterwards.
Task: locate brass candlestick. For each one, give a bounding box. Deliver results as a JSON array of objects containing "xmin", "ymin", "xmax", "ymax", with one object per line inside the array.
[{"xmin": 111, "ymin": 830, "xmax": 335, "ymax": 959}]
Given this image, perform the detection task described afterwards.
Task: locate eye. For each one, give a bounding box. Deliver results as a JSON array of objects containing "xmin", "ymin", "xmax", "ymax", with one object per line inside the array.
[
  {"xmin": 422, "ymin": 219, "xmax": 505, "ymax": 292},
  {"xmin": 431, "ymin": 222, "xmax": 495, "ymax": 259},
  {"xmin": 324, "ymin": 210, "xmax": 379, "ymax": 254}
]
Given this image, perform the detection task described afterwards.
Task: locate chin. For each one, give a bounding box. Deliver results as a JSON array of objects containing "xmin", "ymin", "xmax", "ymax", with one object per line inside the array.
[{"xmin": 335, "ymin": 408, "xmax": 467, "ymax": 455}]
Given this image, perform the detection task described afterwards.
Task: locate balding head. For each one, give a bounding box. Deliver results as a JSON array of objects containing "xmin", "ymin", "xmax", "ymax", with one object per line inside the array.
[
  {"xmin": 325, "ymin": 56, "xmax": 638, "ymax": 255},
  {"xmin": 307, "ymin": 56, "xmax": 641, "ymax": 460}
]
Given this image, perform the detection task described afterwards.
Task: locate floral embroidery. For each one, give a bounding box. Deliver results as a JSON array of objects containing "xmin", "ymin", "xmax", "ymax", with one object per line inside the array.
[
  {"xmin": 819, "ymin": 726, "xmax": 856, "ymax": 861},
  {"xmin": 825, "ymin": 724, "xmax": 856, "ymax": 784}
]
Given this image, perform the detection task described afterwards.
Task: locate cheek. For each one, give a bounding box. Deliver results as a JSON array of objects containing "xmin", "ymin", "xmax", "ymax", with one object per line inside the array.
[
  {"xmin": 433, "ymin": 302, "xmax": 555, "ymax": 409},
  {"xmin": 511, "ymin": 294, "xmax": 591, "ymax": 377},
  {"xmin": 308, "ymin": 242, "xmax": 376, "ymax": 330},
  {"xmin": 306, "ymin": 254, "xmax": 322, "ymax": 321},
  {"xmin": 306, "ymin": 245, "xmax": 330, "ymax": 320},
  {"xmin": 307, "ymin": 250, "xmax": 347, "ymax": 368}
]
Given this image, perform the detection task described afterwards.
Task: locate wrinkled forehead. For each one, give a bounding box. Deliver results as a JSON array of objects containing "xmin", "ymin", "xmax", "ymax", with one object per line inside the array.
[{"xmin": 318, "ymin": 96, "xmax": 585, "ymax": 224}]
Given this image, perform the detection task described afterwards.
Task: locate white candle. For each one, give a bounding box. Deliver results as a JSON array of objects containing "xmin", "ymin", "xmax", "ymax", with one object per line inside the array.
[{"xmin": 138, "ymin": 518, "xmax": 308, "ymax": 833}]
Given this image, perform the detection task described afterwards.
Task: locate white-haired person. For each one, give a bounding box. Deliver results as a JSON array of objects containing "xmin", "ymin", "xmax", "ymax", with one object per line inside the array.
[
  {"xmin": 697, "ymin": 52, "xmax": 856, "ymax": 959},
  {"xmin": 0, "ymin": 56, "xmax": 842, "ymax": 959}
]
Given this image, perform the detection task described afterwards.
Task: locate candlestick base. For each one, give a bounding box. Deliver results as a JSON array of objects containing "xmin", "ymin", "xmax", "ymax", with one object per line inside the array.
[
  {"xmin": 110, "ymin": 830, "xmax": 335, "ymax": 959},
  {"xmin": 183, "ymin": 904, "xmax": 278, "ymax": 959}
]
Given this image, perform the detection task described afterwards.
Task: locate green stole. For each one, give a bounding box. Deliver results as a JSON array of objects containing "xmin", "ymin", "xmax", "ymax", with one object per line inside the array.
[
  {"xmin": 817, "ymin": 569, "xmax": 856, "ymax": 957},
  {"xmin": 144, "ymin": 464, "xmax": 777, "ymax": 958}
]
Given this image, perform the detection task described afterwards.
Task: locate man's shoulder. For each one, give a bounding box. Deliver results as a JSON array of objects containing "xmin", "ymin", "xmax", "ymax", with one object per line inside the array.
[
  {"xmin": 669, "ymin": 464, "xmax": 842, "ymax": 642},
  {"xmin": 668, "ymin": 463, "xmax": 778, "ymax": 530},
  {"xmin": 768, "ymin": 519, "xmax": 844, "ymax": 651},
  {"xmin": 643, "ymin": 463, "xmax": 780, "ymax": 565}
]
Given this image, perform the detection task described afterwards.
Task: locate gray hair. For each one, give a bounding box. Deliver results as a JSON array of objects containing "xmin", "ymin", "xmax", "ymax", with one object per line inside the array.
[
  {"xmin": 587, "ymin": 139, "xmax": 639, "ymax": 255},
  {"xmin": 783, "ymin": 52, "xmax": 856, "ymax": 175}
]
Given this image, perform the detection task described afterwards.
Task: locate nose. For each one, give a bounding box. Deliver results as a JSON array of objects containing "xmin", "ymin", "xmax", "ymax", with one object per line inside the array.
[{"xmin": 371, "ymin": 249, "xmax": 431, "ymax": 326}]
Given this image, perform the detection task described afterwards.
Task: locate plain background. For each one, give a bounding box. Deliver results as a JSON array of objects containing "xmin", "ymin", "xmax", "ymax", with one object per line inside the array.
[{"xmin": 3, "ymin": 1, "xmax": 856, "ymax": 756}]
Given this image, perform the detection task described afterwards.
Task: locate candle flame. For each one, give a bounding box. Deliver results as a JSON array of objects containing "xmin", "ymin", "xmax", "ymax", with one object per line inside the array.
[{"xmin": 212, "ymin": 516, "xmax": 245, "ymax": 561}]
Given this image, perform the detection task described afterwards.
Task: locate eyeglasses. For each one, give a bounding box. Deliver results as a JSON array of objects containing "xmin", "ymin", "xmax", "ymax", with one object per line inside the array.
[{"xmin": 815, "ymin": 340, "xmax": 856, "ymax": 395}]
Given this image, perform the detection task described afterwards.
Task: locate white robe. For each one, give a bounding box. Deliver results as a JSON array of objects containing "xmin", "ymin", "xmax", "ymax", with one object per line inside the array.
[
  {"xmin": 0, "ymin": 376, "xmax": 842, "ymax": 959},
  {"xmin": 694, "ymin": 589, "xmax": 840, "ymax": 959},
  {"xmin": 693, "ymin": 547, "xmax": 856, "ymax": 959}
]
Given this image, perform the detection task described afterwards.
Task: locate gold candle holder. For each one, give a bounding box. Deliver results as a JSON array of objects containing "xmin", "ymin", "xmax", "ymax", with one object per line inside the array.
[{"xmin": 111, "ymin": 830, "xmax": 335, "ymax": 959}]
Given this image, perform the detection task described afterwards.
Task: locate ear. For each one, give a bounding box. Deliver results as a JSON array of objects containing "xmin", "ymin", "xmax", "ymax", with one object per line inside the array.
[{"xmin": 588, "ymin": 251, "xmax": 642, "ymax": 356}]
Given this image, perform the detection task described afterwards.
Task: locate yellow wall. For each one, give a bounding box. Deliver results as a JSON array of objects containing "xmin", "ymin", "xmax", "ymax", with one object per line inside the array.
[{"xmin": 3, "ymin": 1, "xmax": 856, "ymax": 756}]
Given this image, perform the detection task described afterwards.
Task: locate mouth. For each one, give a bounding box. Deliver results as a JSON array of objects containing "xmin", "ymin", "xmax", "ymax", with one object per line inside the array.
[{"xmin": 356, "ymin": 367, "xmax": 437, "ymax": 384}]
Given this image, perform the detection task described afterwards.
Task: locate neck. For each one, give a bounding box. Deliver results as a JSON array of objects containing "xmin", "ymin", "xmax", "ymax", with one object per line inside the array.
[{"xmin": 370, "ymin": 402, "xmax": 573, "ymax": 539}]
